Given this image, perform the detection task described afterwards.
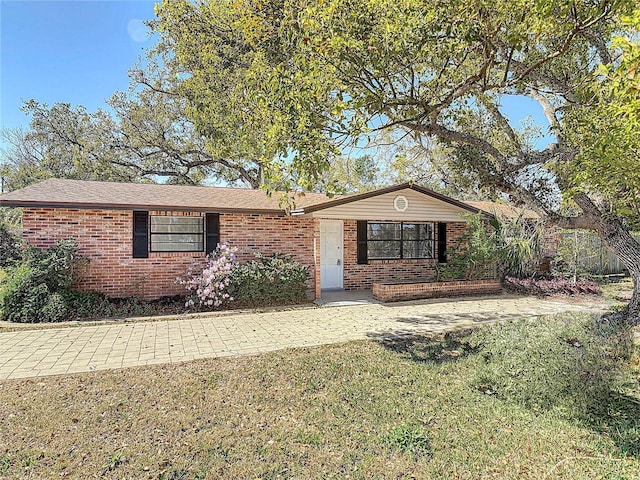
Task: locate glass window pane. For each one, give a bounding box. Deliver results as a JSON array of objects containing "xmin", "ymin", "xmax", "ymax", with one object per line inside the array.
[
  {"xmin": 151, "ymin": 234, "xmax": 203, "ymax": 243},
  {"xmin": 366, "ymin": 222, "xmax": 435, "ymax": 259},
  {"xmin": 368, "ymin": 241, "xmax": 401, "ymax": 259},
  {"xmin": 368, "ymin": 223, "xmax": 401, "ymax": 240},
  {"xmin": 422, "ymin": 223, "xmax": 434, "ymax": 240},
  {"xmin": 151, "ymin": 241, "xmax": 204, "ymax": 252},
  {"xmin": 403, "ymin": 240, "xmax": 434, "ymax": 259},
  {"xmin": 402, "ymin": 223, "xmax": 420, "ymax": 240},
  {"xmin": 403, "ymin": 223, "xmax": 434, "ymax": 241},
  {"xmin": 149, "ymin": 216, "xmax": 204, "ymax": 252},
  {"xmin": 150, "ymin": 216, "xmax": 203, "ymax": 233}
]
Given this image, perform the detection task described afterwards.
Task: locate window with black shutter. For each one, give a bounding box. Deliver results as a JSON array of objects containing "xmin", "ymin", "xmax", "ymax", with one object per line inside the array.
[
  {"xmin": 364, "ymin": 222, "xmax": 435, "ymax": 260},
  {"xmin": 149, "ymin": 216, "xmax": 204, "ymax": 252},
  {"xmin": 358, "ymin": 221, "xmax": 438, "ymax": 262},
  {"xmin": 133, "ymin": 211, "xmax": 149, "ymax": 258},
  {"xmin": 205, "ymin": 213, "xmax": 220, "ymax": 255},
  {"xmin": 437, "ymin": 222, "xmax": 447, "ymax": 263},
  {"xmin": 133, "ymin": 212, "xmax": 217, "ymax": 256}
]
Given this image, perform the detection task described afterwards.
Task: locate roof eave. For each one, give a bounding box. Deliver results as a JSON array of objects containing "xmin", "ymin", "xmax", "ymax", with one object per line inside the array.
[{"xmin": 0, "ymin": 200, "xmax": 286, "ymax": 215}]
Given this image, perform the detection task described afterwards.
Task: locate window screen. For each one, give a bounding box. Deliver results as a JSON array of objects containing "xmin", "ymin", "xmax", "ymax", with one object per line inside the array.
[{"xmin": 149, "ymin": 216, "xmax": 204, "ymax": 252}]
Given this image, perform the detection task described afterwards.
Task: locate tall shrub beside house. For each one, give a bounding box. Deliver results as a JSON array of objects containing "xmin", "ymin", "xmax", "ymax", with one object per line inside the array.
[
  {"xmin": 0, "ymin": 240, "xmax": 81, "ymax": 323},
  {"xmin": 496, "ymin": 212, "xmax": 543, "ymax": 279},
  {"xmin": 0, "ymin": 224, "xmax": 21, "ymax": 269},
  {"xmin": 435, "ymin": 214, "xmax": 500, "ymax": 281},
  {"xmin": 436, "ymin": 213, "xmax": 544, "ymax": 282}
]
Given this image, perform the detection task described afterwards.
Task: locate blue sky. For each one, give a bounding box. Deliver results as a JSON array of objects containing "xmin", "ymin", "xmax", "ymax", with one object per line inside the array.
[
  {"xmin": 1, "ymin": 0, "xmax": 157, "ymax": 130},
  {"xmin": 1, "ymin": 0, "xmax": 554, "ymax": 149}
]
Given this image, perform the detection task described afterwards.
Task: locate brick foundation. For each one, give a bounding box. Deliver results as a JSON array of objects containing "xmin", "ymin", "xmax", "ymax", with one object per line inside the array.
[{"xmin": 373, "ymin": 279, "xmax": 502, "ymax": 302}]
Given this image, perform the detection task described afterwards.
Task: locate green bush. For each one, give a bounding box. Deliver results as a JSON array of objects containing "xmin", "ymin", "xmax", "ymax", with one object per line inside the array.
[
  {"xmin": 469, "ymin": 313, "xmax": 632, "ymax": 417},
  {"xmin": 0, "ymin": 224, "xmax": 21, "ymax": 269},
  {"xmin": 40, "ymin": 292, "xmax": 70, "ymax": 323},
  {"xmin": 229, "ymin": 253, "xmax": 309, "ymax": 307},
  {"xmin": 23, "ymin": 239, "xmax": 80, "ymax": 291},
  {"xmin": 436, "ymin": 213, "xmax": 499, "ymax": 281},
  {"xmin": 60, "ymin": 290, "xmax": 111, "ymax": 319},
  {"xmin": 0, "ymin": 240, "xmax": 81, "ymax": 323},
  {"xmin": 60, "ymin": 290, "xmax": 174, "ymax": 320},
  {"xmin": 436, "ymin": 212, "xmax": 544, "ymax": 282},
  {"xmin": 1, "ymin": 264, "xmax": 46, "ymax": 322}
]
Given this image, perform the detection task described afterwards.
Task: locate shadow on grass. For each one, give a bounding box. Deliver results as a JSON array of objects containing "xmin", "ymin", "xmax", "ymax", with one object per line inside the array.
[
  {"xmin": 366, "ymin": 329, "xmax": 479, "ymax": 364},
  {"xmin": 585, "ymin": 392, "xmax": 640, "ymax": 458},
  {"xmin": 369, "ymin": 325, "xmax": 640, "ymax": 459}
]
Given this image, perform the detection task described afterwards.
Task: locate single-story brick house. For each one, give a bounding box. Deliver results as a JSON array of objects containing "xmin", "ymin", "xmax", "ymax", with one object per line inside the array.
[{"xmin": 0, "ymin": 178, "xmax": 498, "ymax": 300}]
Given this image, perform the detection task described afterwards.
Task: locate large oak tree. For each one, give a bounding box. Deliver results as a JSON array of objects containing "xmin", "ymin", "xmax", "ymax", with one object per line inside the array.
[
  {"xmin": 1, "ymin": 45, "xmax": 269, "ymax": 190},
  {"xmin": 154, "ymin": 0, "xmax": 640, "ymax": 321}
]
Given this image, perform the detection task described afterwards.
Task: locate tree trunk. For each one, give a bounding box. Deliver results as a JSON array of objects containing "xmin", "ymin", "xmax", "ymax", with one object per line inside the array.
[{"xmin": 572, "ymin": 194, "xmax": 640, "ymax": 325}]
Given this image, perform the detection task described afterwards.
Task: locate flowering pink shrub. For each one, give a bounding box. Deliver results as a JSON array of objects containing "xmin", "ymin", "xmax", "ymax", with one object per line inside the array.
[{"xmin": 179, "ymin": 243, "xmax": 238, "ymax": 308}]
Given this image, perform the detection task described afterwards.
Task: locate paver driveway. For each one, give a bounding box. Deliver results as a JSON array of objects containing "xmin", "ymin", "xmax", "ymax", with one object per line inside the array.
[{"xmin": 0, "ymin": 294, "xmax": 604, "ymax": 380}]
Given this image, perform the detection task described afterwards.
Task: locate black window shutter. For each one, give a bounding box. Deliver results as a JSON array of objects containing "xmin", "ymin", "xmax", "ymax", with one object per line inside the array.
[
  {"xmin": 437, "ymin": 222, "xmax": 447, "ymax": 263},
  {"xmin": 206, "ymin": 213, "xmax": 220, "ymax": 255},
  {"xmin": 356, "ymin": 220, "xmax": 368, "ymax": 264},
  {"xmin": 133, "ymin": 211, "xmax": 149, "ymax": 258}
]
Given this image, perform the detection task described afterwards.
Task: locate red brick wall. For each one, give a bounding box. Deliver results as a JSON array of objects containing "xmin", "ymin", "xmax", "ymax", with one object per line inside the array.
[
  {"xmin": 22, "ymin": 208, "xmax": 208, "ymax": 299},
  {"xmin": 342, "ymin": 220, "xmax": 469, "ymax": 290},
  {"xmin": 21, "ymin": 208, "xmax": 317, "ymax": 300},
  {"xmin": 21, "ymin": 208, "xmax": 485, "ymax": 300},
  {"xmin": 220, "ymin": 213, "xmax": 317, "ymax": 295},
  {"xmin": 373, "ymin": 279, "xmax": 502, "ymax": 302}
]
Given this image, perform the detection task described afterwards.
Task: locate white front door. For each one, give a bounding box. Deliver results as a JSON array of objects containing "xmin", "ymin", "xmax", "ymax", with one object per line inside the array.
[{"xmin": 320, "ymin": 220, "xmax": 343, "ymax": 290}]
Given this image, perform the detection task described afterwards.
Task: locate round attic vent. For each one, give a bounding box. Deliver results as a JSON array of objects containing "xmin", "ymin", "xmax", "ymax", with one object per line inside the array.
[{"xmin": 394, "ymin": 195, "xmax": 409, "ymax": 212}]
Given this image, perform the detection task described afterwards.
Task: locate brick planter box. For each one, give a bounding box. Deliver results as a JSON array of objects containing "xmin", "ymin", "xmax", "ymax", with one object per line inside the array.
[{"xmin": 372, "ymin": 279, "xmax": 502, "ymax": 302}]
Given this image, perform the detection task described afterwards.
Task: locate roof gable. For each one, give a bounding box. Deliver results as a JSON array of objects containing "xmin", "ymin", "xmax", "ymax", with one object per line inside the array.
[{"xmin": 292, "ymin": 183, "xmax": 483, "ymax": 221}]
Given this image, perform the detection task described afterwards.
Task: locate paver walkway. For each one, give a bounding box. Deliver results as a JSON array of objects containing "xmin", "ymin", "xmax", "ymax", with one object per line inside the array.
[{"xmin": 0, "ymin": 295, "xmax": 605, "ymax": 380}]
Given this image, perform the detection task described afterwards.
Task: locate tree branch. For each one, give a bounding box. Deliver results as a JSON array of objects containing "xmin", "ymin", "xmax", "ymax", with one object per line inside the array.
[
  {"xmin": 508, "ymin": 7, "xmax": 613, "ymax": 86},
  {"xmin": 525, "ymin": 88, "xmax": 561, "ymax": 138},
  {"xmin": 410, "ymin": 117, "xmax": 509, "ymax": 165}
]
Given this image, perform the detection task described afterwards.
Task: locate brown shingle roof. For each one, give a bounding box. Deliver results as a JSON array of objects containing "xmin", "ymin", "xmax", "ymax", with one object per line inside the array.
[
  {"xmin": 0, "ymin": 179, "xmax": 332, "ymax": 213},
  {"xmin": 465, "ymin": 200, "xmax": 540, "ymax": 220}
]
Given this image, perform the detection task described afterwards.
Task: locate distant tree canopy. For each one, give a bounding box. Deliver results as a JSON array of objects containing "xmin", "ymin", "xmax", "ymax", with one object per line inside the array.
[{"xmin": 0, "ymin": 52, "xmax": 270, "ymax": 191}]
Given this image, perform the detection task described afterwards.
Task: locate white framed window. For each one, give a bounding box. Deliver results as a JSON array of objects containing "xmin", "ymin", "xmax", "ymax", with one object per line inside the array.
[{"xmin": 149, "ymin": 216, "xmax": 204, "ymax": 252}]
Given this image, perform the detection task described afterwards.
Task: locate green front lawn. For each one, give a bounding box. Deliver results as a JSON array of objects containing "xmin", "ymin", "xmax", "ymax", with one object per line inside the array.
[{"xmin": 1, "ymin": 316, "xmax": 638, "ymax": 479}]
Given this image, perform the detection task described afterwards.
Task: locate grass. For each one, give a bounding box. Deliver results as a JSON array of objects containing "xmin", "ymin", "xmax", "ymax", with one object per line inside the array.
[
  {"xmin": 601, "ymin": 278, "xmax": 636, "ymax": 306},
  {"xmin": 0, "ymin": 323, "xmax": 638, "ymax": 479}
]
